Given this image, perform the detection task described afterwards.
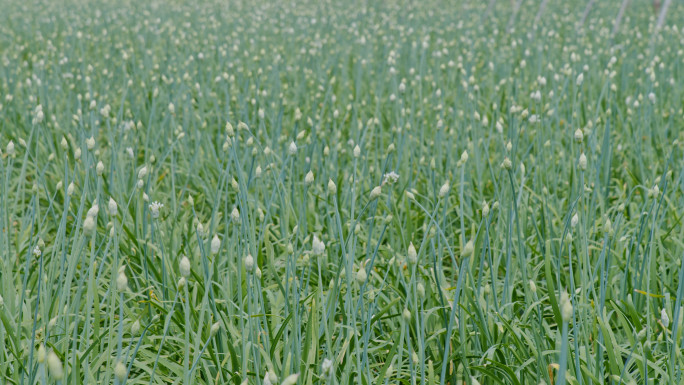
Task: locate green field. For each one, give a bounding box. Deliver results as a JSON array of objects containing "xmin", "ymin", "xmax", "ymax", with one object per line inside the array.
[{"xmin": 1, "ymin": 0, "xmax": 684, "ymax": 384}]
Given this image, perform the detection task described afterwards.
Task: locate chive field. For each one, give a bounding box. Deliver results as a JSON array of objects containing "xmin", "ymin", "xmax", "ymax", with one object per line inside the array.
[{"xmin": 1, "ymin": 0, "xmax": 684, "ymax": 384}]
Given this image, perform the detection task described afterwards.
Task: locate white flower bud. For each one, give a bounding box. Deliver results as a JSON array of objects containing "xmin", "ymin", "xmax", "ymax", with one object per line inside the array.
[
  {"xmin": 571, "ymin": 213, "xmax": 579, "ymax": 228},
  {"xmin": 578, "ymin": 153, "xmax": 587, "ymax": 170},
  {"xmin": 117, "ymin": 271, "xmax": 128, "ymax": 291},
  {"xmin": 47, "ymin": 350, "xmax": 64, "ymax": 380},
  {"xmin": 321, "ymin": 358, "xmax": 333, "ymax": 376},
  {"xmin": 417, "ymin": 282, "xmax": 425, "ymax": 298},
  {"xmin": 37, "ymin": 345, "xmax": 46, "ymax": 363},
  {"xmin": 211, "ymin": 235, "xmax": 221, "ymax": 255},
  {"xmin": 407, "ymin": 242, "xmax": 418, "ymax": 264},
  {"xmin": 402, "ymin": 308, "xmax": 411, "ymax": 321},
  {"xmin": 245, "ymin": 254, "xmax": 255, "ymax": 272},
  {"xmin": 370, "ymin": 185, "xmax": 382, "ymax": 200},
  {"xmin": 462, "ymin": 239, "xmax": 474, "ymax": 257},
  {"xmin": 438, "ymin": 181, "xmax": 450, "ymax": 198},
  {"xmin": 312, "ymin": 235, "xmax": 326, "ymax": 255},
  {"xmin": 180, "ymin": 256, "xmax": 191, "ymax": 277},
  {"xmin": 386, "ymin": 364, "xmax": 394, "ymax": 379},
  {"xmin": 83, "ymin": 216, "xmax": 95, "ymax": 233},
  {"xmin": 356, "ymin": 268, "xmax": 367, "ymax": 284},
  {"xmin": 108, "ymin": 198, "xmax": 118, "ymax": 215},
  {"xmin": 67, "ymin": 182, "xmax": 75, "ymax": 196},
  {"xmin": 662, "ymin": 308, "xmax": 670, "ymax": 328},
  {"xmin": 268, "ymin": 371, "xmax": 278, "ymax": 384},
  {"xmin": 560, "ymin": 292, "xmax": 573, "ymax": 322},
  {"xmin": 86, "ymin": 136, "xmax": 95, "ymax": 150},
  {"xmin": 281, "ymin": 374, "xmax": 300, "ymax": 385},
  {"xmin": 210, "ymin": 321, "xmax": 221, "ymax": 336},
  {"xmin": 114, "ymin": 361, "xmax": 127, "ymax": 382},
  {"xmin": 605, "ymin": 217, "xmax": 613, "ymax": 235},
  {"xmin": 353, "ymin": 145, "xmax": 361, "ymax": 157},
  {"xmin": 460, "ymin": 150, "xmax": 468, "ymax": 164},
  {"xmin": 288, "ymin": 141, "xmax": 297, "ymax": 155},
  {"xmin": 501, "ymin": 157, "xmax": 512, "ymax": 170},
  {"xmin": 651, "ymin": 184, "xmax": 660, "ymax": 197},
  {"xmin": 328, "ymin": 179, "xmax": 337, "ymax": 195},
  {"xmin": 561, "ymin": 299, "xmax": 573, "ymax": 322},
  {"xmin": 574, "ymin": 128, "xmax": 583, "ymax": 143},
  {"xmin": 131, "ymin": 319, "xmax": 141, "ymax": 335},
  {"xmin": 87, "ymin": 204, "xmax": 99, "ymax": 218},
  {"xmin": 231, "ymin": 207, "xmax": 240, "ymax": 222},
  {"xmin": 637, "ymin": 327, "xmax": 647, "ymax": 341},
  {"xmin": 6, "ymin": 140, "xmax": 15, "ymax": 156},
  {"xmin": 305, "ymin": 170, "xmax": 314, "ymax": 184},
  {"xmin": 96, "ymin": 161, "xmax": 104, "ymax": 175},
  {"xmin": 576, "ymin": 73, "xmax": 584, "ymax": 86},
  {"xmin": 482, "ymin": 200, "xmax": 490, "ymax": 217},
  {"xmin": 137, "ymin": 166, "xmax": 148, "ymax": 179}
]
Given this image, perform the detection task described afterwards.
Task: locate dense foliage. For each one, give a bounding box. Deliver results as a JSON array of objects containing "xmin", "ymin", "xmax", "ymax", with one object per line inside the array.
[{"xmin": 1, "ymin": 0, "xmax": 684, "ymax": 384}]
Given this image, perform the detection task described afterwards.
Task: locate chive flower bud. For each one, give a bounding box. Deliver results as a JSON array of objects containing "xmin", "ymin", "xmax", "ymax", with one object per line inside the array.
[
  {"xmin": 211, "ymin": 235, "xmax": 221, "ymax": 255},
  {"xmin": 114, "ymin": 361, "xmax": 127, "ymax": 382},
  {"xmin": 47, "ymin": 350, "xmax": 64, "ymax": 380},
  {"xmin": 108, "ymin": 198, "xmax": 118, "ymax": 215},
  {"xmin": 180, "ymin": 256, "xmax": 191, "ymax": 277},
  {"xmin": 407, "ymin": 242, "xmax": 417, "ymax": 264}
]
